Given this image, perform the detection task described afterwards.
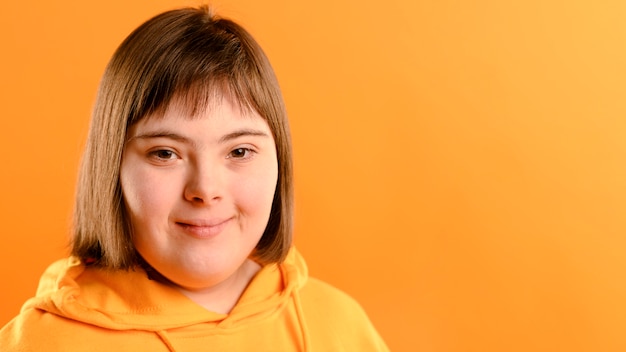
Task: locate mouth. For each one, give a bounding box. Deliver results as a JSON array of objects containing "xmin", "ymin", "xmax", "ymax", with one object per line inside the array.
[{"xmin": 175, "ymin": 217, "xmax": 232, "ymax": 239}]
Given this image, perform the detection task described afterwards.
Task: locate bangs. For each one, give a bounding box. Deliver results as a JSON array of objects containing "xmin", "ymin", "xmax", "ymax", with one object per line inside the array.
[{"xmin": 147, "ymin": 79, "xmax": 261, "ymax": 121}]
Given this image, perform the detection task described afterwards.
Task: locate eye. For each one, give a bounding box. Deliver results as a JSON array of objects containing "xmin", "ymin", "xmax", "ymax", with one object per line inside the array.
[
  {"xmin": 227, "ymin": 147, "xmax": 255, "ymax": 160},
  {"xmin": 148, "ymin": 149, "xmax": 179, "ymax": 161}
]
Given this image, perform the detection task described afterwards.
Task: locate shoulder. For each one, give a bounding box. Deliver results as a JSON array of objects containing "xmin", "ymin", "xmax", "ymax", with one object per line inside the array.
[
  {"xmin": 297, "ymin": 277, "xmax": 389, "ymax": 351},
  {"xmin": 0, "ymin": 307, "xmax": 69, "ymax": 352},
  {"xmin": 299, "ymin": 277, "xmax": 364, "ymax": 312}
]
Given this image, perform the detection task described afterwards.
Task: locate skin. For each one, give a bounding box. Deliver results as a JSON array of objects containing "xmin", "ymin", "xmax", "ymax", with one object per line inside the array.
[{"xmin": 120, "ymin": 96, "xmax": 278, "ymax": 314}]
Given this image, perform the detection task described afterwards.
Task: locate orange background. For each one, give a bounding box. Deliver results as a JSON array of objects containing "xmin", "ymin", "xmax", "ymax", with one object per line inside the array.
[{"xmin": 1, "ymin": 0, "xmax": 626, "ymax": 351}]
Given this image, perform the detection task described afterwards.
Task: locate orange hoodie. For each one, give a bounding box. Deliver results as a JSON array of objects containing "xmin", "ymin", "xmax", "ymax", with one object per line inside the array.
[{"xmin": 0, "ymin": 248, "xmax": 388, "ymax": 351}]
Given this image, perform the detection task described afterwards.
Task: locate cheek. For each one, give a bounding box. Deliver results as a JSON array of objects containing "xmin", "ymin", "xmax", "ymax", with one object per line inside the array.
[
  {"xmin": 235, "ymin": 164, "xmax": 278, "ymax": 217},
  {"xmin": 120, "ymin": 162, "xmax": 172, "ymax": 221}
]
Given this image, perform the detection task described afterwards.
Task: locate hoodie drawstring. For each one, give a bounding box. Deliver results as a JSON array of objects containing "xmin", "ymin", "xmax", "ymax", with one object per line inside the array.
[
  {"xmin": 156, "ymin": 330, "xmax": 176, "ymax": 352},
  {"xmin": 292, "ymin": 291, "xmax": 310, "ymax": 352}
]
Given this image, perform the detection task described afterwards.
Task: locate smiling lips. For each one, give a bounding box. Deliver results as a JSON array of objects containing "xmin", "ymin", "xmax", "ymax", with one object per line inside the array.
[{"xmin": 175, "ymin": 218, "xmax": 233, "ymax": 239}]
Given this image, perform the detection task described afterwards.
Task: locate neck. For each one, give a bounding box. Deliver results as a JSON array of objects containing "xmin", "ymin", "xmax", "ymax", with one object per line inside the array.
[{"xmin": 172, "ymin": 259, "xmax": 262, "ymax": 314}]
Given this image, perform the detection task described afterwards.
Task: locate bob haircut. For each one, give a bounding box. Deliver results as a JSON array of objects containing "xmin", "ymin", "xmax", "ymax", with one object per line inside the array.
[{"xmin": 71, "ymin": 5, "xmax": 293, "ymax": 269}]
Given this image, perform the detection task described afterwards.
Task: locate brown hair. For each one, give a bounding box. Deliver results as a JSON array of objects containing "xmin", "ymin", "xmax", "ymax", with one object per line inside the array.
[{"xmin": 71, "ymin": 5, "xmax": 293, "ymax": 269}]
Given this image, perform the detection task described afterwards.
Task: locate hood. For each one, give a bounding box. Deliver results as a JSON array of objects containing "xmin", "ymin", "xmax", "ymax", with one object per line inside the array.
[{"xmin": 23, "ymin": 248, "xmax": 308, "ymax": 332}]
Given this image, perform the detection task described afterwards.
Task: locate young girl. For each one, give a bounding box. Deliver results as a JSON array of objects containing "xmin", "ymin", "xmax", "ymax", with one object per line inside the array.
[{"xmin": 0, "ymin": 5, "xmax": 388, "ymax": 351}]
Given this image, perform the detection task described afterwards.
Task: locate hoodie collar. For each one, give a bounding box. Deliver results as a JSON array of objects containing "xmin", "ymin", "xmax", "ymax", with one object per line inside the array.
[{"xmin": 24, "ymin": 248, "xmax": 308, "ymax": 331}]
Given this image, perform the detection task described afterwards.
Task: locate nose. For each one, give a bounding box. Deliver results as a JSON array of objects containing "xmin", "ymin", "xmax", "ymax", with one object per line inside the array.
[{"xmin": 183, "ymin": 162, "xmax": 223, "ymax": 205}]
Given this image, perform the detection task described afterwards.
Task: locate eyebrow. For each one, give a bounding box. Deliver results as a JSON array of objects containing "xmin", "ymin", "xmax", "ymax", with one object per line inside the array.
[
  {"xmin": 129, "ymin": 128, "xmax": 270, "ymax": 144},
  {"xmin": 219, "ymin": 129, "xmax": 270, "ymax": 143},
  {"xmin": 130, "ymin": 131, "xmax": 191, "ymax": 144}
]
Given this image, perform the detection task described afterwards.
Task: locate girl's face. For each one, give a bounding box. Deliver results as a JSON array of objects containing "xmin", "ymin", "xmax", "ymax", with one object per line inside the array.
[{"xmin": 120, "ymin": 97, "xmax": 278, "ymax": 291}]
